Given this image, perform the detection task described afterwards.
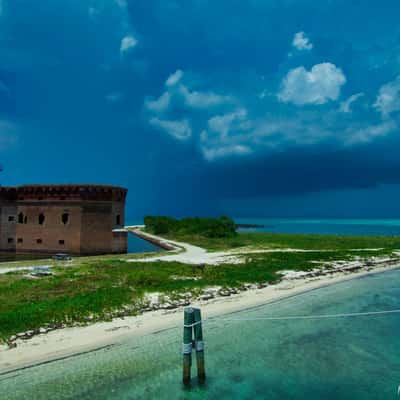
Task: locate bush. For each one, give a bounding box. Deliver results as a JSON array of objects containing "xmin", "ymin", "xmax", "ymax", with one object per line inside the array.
[
  {"xmin": 144, "ymin": 216, "xmax": 236, "ymax": 238},
  {"xmin": 144, "ymin": 216, "xmax": 177, "ymax": 235}
]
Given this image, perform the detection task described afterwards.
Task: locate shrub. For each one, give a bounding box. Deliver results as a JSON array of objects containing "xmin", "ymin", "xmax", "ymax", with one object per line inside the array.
[
  {"xmin": 144, "ymin": 216, "xmax": 177, "ymax": 235},
  {"xmin": 144, "ymin": 216, "xmax": 236, "ymax": 238}
]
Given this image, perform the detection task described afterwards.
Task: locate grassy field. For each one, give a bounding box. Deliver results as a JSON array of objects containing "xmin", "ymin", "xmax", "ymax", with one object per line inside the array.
[
  {"xmin": 163, "ymin": 231, "xmax": 400, "ymax": 252},
  {"xmin": 0, "ymin": 232, "xmax": 399, "ymax": 342}
]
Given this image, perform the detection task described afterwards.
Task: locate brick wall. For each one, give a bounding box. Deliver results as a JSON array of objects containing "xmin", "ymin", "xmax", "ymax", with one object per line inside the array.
[
  {"xmin": 15, "ymin": 203, "xmax": 82, "ymax": 254},
  {"xmin": 0, "ymin": 185, "xmax": 127, "ymax": 255}
]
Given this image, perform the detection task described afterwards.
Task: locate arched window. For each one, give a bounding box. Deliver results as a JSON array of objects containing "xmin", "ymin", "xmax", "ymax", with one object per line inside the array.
[
  {"xmin": 61, "ymin": 213, "xmax": 69, "ymax": 225},
  {"xmin": 38, "ymin": 214, "xmax": 45, "ymax": 225},
  {"xmin": 18, "ymin": 212, "xmax": 24, "ymax": 224}
]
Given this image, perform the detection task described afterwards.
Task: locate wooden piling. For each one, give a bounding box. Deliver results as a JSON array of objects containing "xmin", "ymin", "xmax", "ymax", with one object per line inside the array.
[
  {"xmin": 182, "ymin": 307, "xmax": 194, "ymax": 386},
  {"xmin": 193, "ymin": 308, "xmax": 206, "ymax": 384}
]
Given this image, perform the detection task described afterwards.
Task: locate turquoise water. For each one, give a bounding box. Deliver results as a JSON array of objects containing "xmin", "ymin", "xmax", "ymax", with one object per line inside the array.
[
  {"xmin": 128, "ymin": 232, "xmax": 160, "ymax": 253},
  {"xmin": 1, "ymin": 269, "xmax": 400, "ymax": 399},
  {"xmin": 236, "ymin": 217, "xmax": 400, "ymax": 236}
]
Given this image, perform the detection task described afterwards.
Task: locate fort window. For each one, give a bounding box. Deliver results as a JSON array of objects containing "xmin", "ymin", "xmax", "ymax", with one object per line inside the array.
[
  {"xmin": 116, "ymin": 214, "xmax": 121, "ymax": 225},
  {"xmin": 61, "ymin": 213, "xmax": 69, "ymax": 225},
  {"xmin": 38, "ymin": 214, "xmax": 45, "ymax": 225},
  {"xmin": 18, "ymin": 213, "xmax": 24, "ymax": 224},
  {"xmin": 8, "ymin": 238, "xmax": 13, "ymax": 244},
  {"xmin": 8, "ymin": 216, "xmax": 15, "ymax": 222},
  {"xmin": 37, "ymin": 239, "xmax": 42, "ymax": 244},
  {"xmin": 59, "ymin": 240, "xmax": 65, "ymax": 245},
  {"xmin": 17, "ymin": 238, "xmax": 23, "ymax": 244}
]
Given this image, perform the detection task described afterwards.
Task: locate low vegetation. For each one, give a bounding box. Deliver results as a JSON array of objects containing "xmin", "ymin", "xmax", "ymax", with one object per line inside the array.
[
  {"xmin": 144, "ymin": 215, "xmax": 237, "ymax": 238},
  {"xmin": 0, "ymin": 248, "xmax": 398, "ymax": 342},
  {"xmin": 1, "ymin": 217, "xmax": 399, "ymax": 343},
  {"xmin": 164, "ymin": 231, "xmax": 400, "ymax": 252}
]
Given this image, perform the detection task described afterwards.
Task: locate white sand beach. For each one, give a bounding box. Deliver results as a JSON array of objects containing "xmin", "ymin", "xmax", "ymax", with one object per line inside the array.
[{"xmin": 1, "ymin": 260, "xmax": 399, "ymax": 375}]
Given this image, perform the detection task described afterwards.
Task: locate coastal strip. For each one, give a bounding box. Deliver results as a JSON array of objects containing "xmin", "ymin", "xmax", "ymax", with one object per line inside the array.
[{"xmin": 1, "ymin": 261, "xmax": 399, "ymax": 375}]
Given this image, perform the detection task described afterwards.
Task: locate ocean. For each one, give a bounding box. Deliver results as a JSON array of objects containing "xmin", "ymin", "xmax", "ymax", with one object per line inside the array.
[
  {"xmin": 235, "ymin": 218, "xmax": 400, "ymax": 236},
  {"xmin": 1, "ymin": 268, "xmax": 400, "ymax": 399}
]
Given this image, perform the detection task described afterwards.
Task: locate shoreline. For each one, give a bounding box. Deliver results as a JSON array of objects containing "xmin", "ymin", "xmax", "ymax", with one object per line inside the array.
[{"xmin": 1, "ymin": 262, "xmax": 399, "ymax": 376}]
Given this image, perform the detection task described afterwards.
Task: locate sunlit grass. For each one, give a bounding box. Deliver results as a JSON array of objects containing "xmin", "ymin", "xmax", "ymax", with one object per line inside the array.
[{"xmin": 1, "ymin": 231, "xmax": 399, "ymax": 342}]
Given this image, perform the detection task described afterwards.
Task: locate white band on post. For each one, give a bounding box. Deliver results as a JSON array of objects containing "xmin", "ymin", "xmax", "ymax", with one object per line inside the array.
[
  {"xmin": 195, "ymin": 340, "xmax": 204, "ymax": 352},
  {"xmin": 182, "ymin": 342, "xmax": 193, "ymax": 354}
]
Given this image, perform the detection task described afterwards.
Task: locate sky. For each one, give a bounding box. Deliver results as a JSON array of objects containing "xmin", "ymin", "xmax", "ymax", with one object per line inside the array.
[{"xmin": 1, "ymin": 0, "xmax": 400, "ymax": 219}]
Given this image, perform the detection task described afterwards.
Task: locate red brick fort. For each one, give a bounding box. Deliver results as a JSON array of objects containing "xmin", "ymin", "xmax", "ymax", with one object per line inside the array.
[{"xmin": 0, "ymin": 184, "xmax": 128, "ymax": 255}]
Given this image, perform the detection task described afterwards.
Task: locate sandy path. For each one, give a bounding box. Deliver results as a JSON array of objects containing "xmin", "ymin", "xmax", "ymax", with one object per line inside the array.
[{"xmin": 126, "ymin": 229, "xmax": 329, "ymax": 265}]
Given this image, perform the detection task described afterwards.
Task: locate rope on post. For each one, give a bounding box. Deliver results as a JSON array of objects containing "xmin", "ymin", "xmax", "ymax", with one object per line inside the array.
[
  {"xmin": 214, "ymin": 308, "xmax": 400, "ymax": 322},
  {"xmin": 182, "ymin": 307, "xmax": 194, "ymax": 386},
  {"xmin": 193, "ymin": 308, "xmax": 206, "ymax": 384}
]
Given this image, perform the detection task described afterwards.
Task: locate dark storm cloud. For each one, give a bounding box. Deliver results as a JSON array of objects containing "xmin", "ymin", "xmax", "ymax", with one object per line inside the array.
[
  {"xmin": 1, "ymin": 0, "xmax": 400, "ymax": 216},
  {"xmin": 202, "ymin": 143, "xmax": 400, "ymax": 198}
]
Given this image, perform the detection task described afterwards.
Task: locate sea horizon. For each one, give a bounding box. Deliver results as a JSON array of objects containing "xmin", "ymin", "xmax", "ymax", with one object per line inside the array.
[{"xmin": 234, "ymin": 217, "xmax": 400, "ymax": 236}]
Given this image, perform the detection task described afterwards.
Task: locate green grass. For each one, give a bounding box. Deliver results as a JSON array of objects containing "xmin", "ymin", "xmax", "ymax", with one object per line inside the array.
[
  {"xmin": 1, "ymin": 231, "xmax": 399, "ymax": 342},
  {"xmin": 0, "ymin": 249, "xmax": 397, "ymax": 341},
  {"xmin": 0, "ymin": 248, "xmax": 162, "ymax": 270},
  {"xmin": 164, "ymin": 231, "xmax": 400, "ymax": 252}
]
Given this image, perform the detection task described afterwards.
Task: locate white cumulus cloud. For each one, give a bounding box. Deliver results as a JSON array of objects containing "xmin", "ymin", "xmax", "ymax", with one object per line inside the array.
[
  {"xmin": 292, "ymin": 31, "xmax": 313, "ymax": 51},
  {"xmin": 145, "ymin": 92, "xmax": 171, "ymax": 113},
  {"xmin": 207, "ymin": 109, "xmax": 248, "ymax": 138},
  {"xmin": 145, "ymin": 69, "xmax": 233, "ymax": 115},
  {"xmin": 178, "ymin": 85, "xmax": 233, "ymax": 109},
  {"xmin": 278, "ymin": 63, "xmax": 346, "ymax": 105},
  {"xmin": 120, "ymin": 35, "xmax": 138, "ymax": 55},
  {"xmin": 149, "ymin": 117, "xmax": 192, "ymax": 141},
  {"xmin": 165, "ymin": 69, "xmax": 184, "ymax": 87},
  {"xmin": 345, "ymin": 121, "xmax": 396, "ymax": 145},
  {"xmin": 374, "ymin": 76, "xmax": 400, "ymax": 116},
  {"xmin": 339, "ymin": 93, "xmax": 365, "ymax": 113},
  {"xmin": 199, "ymin": 109, "xmax": 254, "ymax": 160},
  {"xmin": 202, "ymin": 144, "xmax": 251, "ymax": 161}
]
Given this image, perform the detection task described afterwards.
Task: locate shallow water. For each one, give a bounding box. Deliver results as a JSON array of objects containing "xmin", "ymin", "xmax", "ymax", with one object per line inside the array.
[
  {"xmin": 127, "ymin": 232, "xmax": 160, "ymax": 253},
  {"xmin": 1, "ymin": 269, "xmax": 400, "ymax": 399},
  {"xmin": 236, "ymin": 217, "xmax": 400, "ymax": 236}
]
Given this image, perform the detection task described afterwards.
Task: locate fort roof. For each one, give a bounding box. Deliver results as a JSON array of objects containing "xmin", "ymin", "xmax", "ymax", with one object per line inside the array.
[
  {"xmin": 0, "ymin": 184, "xmax": 127, "ymax": 201},
  {"xmin": 0, "ymin": 184, "xmax": 126, "ymax": 191},
  {"xmin": 17, "ymin": 184, "xmax": 126, "ymax": 190}
]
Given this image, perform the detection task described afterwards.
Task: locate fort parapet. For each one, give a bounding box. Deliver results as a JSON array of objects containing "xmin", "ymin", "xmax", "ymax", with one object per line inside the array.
[{"xmin": 0, "ymin": 184, "xmax": 128, "ymax": 255}]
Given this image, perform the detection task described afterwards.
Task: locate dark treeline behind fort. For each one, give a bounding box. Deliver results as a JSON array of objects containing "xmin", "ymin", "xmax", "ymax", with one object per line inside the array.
[{"xmin": 144, "ymin": 216, "xmax": 237, "ymax": 238}]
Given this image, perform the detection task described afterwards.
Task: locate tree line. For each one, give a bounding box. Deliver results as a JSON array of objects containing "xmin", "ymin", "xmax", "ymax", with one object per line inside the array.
[{"xmin": 144, "ymin": 216, "xmax": 237, "ymax": 238}]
